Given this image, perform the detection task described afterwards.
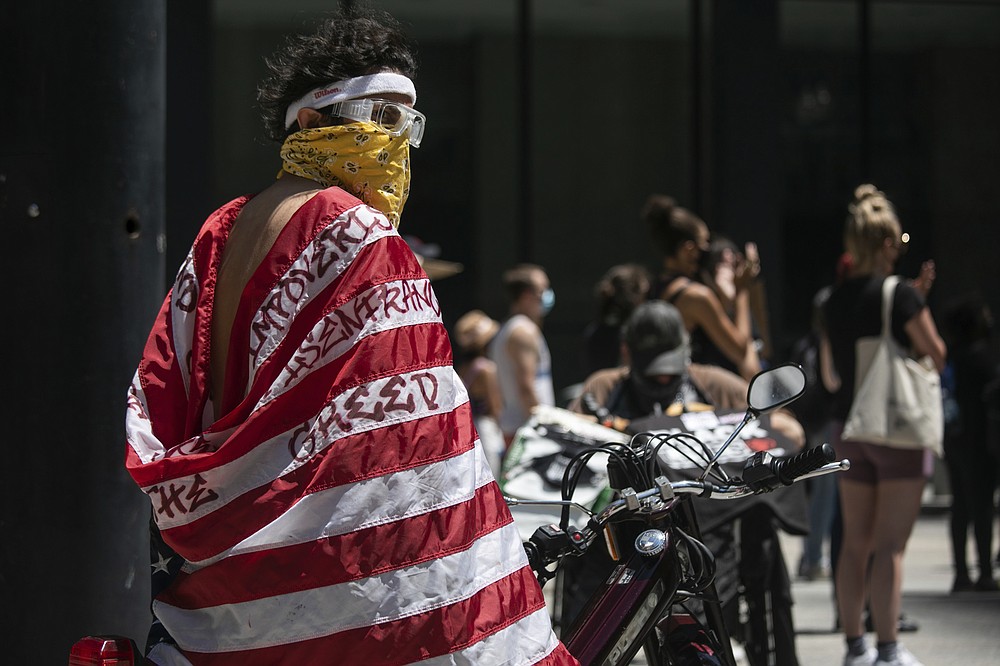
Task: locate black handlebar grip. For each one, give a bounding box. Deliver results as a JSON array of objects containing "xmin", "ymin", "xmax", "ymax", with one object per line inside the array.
[{"xmin": 775, "ymin": 443, "xmax": 836, "ymax": 485}]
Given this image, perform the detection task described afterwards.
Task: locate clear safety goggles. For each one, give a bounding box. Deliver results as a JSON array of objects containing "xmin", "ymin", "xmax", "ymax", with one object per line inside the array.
[{"xmin": 326, "ymin": 98, "xmax": 426, "ymax": 148}]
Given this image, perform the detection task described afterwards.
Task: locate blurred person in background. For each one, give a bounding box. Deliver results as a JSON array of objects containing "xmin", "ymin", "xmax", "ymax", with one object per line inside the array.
[
  {"xmin": 570, "ymin": 300, "xmax": 806, "ymax": 666},
  {"xmin": 490, "ymin": 264, "xmax": 557, "ymax": 445},
  {"xmin": 698, "ymin": 235, "xmax": 773, "ymax": 369},
  {"xmin": 642, "ymin": 194, "xmax": 761, "ymax": 380},
  {"xmin": 790, "ymin": 285, "xmax": 838, "ymax": 581},
  {"xmin": 582, "ymin": 262, "xmax": 651, "ymax": 376},
  {"xmin": 941, "ymin": 296, "xmax": 999, "ymax": 593},
  {"xmin": 824, "ymin": 184, "xmax": 946, "ymax": 666},
  {"xmin": 453, "ymin": 309, "xmax": 505, "ymax": 478}
]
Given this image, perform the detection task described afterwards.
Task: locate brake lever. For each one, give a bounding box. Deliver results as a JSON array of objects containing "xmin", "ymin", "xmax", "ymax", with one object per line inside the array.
[{"xmin": 524, "ymin": 522, "xmax": 590, "ymax": 587}]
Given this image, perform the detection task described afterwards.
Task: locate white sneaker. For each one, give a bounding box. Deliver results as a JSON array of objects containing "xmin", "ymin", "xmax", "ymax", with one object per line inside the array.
[
  {"xmin": 843, "ymin": 646, "xmax": 878, "ymax": 666},
  {"xmin": 874, "ymin": 644, "xmax": 924, "ymax": 666}
]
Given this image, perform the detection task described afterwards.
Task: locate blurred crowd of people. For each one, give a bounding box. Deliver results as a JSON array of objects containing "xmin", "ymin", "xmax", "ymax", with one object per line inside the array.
[
  {"xmin": 123, "ymin": 8, "xmax": 996, "ymax": 664},
  {"xmin": 447, "ymin": 185, "xmax": 1000, "ymax": 666}
]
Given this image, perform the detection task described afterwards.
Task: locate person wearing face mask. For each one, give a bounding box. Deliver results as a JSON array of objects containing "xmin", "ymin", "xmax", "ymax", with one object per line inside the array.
[
  {"xmin": 568, "ymin": 300, "xmax": 806, "ymax": 666},
  {"xmin": 642, "ymin": 195, "xmax": 762, "ymax": 381},
  {"xmin": 490, "ymin": 264, "xmax": 557, "ymax": 447},
  {"xmin": 124, "ymin": 10, "xmax": 577, "ymax": 666}
]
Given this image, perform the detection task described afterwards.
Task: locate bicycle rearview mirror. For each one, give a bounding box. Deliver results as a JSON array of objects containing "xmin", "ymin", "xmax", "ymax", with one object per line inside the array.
[{"xmin": 746, "ymin": 363, "xmax": 807, "ymax": 415}]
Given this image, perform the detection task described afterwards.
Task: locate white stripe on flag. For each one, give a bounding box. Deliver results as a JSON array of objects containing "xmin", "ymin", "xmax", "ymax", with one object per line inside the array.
[
  {"xmin": 154, "ymin": 520, "xmax": 529, "ymax": 653},
  {"xmin": 258, "ymin": 276, "xmax": 442, "ymax": 408},
  {"xmin": 145, "ymin": 364, "xmax": 469, "ymax": 532},
  {"xmin": 249, "ymin": 204, "xmax": 396, "ymax": 375},
  {"xmin": 412, "ymin": 606, "xmax": 561, "ymax": 666},
  {"xmin": 170, "ymin": 250, "xmax": 198, "ymax": 399},
  {"xmin": 126, "ymin": 375, "xmax": 161, "ymax": 464},
  {"xmin": 184, "ymin": 443, "xmax": 493, "ymax": 570}
]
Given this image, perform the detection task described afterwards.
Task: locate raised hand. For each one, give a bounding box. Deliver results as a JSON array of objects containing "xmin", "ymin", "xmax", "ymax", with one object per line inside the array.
[{"xmin": 910, "ymin": 259, "xmax": 936, "ymax": 298}]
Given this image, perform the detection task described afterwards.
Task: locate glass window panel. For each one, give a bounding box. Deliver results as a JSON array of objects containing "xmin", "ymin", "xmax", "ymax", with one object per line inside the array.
[
  {"xmin": 869, "ymin": 1, "xmax": 1000, "ymax": 306},
  {"xmin": 778, "ymin": 1, "xmax": 862, "ymax": 334}
]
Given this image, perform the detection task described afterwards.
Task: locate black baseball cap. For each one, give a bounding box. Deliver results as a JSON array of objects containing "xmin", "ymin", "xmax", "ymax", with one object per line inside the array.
[{"xmin": 622, "ymin": 301, "xmax": 690, "ymax": 376}]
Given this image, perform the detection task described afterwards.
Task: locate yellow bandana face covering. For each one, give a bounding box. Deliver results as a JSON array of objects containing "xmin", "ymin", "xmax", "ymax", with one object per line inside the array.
[{"xmin": 279, "ymin": 123, "xmax": 411, "ymax": 227}]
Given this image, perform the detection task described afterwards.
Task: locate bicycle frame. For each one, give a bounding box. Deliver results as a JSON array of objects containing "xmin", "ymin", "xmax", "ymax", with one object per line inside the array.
[
  {"xmin": 70, "ymin": 365, "xmax": 836, "ymax": 665},
  {"xmin": 516, "ymin": 452, "xmax": 849, "ymax": 665},
  {"xmin": 558, "ymin": 500, "xmax": 735, "ymax": 666},
  {"xmin": 510, "ymin": 361, "xmax": 845, "ymax": 666}
]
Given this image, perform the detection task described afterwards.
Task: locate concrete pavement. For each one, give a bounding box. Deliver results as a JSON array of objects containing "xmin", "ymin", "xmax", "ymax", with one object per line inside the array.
[
  {"xmin": 782, "ymin": 511, "xmax": 1000, "ymax": 665},
  {"xmin": 617, "ymin": 510, "xmax": 998, "ymax": 665}
]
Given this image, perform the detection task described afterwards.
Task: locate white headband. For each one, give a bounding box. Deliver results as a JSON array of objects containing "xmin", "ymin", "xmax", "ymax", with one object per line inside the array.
[{"xmin": 284, "ymin": 72, "xmax": 417, "ymax": 130}]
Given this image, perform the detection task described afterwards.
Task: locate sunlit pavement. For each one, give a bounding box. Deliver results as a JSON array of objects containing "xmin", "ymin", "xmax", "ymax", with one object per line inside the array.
[
  {"xmin": 783, "ymin": 511, "xmax": 1000, "ymax": 665},
  {"xmin": 570, "ymin": 510, "xmax": 999, "ymax": 665}
]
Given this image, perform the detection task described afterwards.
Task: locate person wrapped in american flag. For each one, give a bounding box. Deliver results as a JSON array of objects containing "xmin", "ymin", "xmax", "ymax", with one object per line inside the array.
[{"xmin": 124, "ymin": 8, "xmax": 578, "ymax": 665}]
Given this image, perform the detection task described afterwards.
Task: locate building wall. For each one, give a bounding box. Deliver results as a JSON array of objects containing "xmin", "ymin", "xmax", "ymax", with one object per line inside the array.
[{"xmin": 204, "ymin": 1, "xmax": 1000, "ymax": 393}]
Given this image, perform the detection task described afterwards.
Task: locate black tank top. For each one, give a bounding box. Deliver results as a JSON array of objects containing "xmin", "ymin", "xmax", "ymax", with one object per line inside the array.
[{"xmin": 651, "ymin": 273, "xmax": 739, "ymax": 374}]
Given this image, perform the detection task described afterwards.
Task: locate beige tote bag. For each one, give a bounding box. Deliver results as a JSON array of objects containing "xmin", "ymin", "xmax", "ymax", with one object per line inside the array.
[{"xmin": 841, "ymin": 276, "xmax": 943, "ymax": 455}]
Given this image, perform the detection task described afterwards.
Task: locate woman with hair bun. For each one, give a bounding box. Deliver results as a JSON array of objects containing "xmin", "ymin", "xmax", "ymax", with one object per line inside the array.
[
  {"xmin": 824, "ymin": 185, "xmax": 946, "ymax": 666},
  {"xmin": 641, "ymin": 194, "xmax": 761, "ymax": 380}
]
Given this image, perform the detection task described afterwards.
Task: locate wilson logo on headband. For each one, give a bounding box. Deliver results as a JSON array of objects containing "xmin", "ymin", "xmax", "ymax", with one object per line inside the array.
[
  {"xmin": 284, "ymin": 72, "xmax": 417, "ymax": 129},
  {"xmin": 313, "ymin": 87, "xmax": 342, "ymax": 100}
]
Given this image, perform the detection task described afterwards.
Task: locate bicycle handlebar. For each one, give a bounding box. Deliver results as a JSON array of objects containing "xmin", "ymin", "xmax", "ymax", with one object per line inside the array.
[
  {"xmin": 773, "ymin": 442, "xmax": 838, "ymax": 485},
  {"xmin": 591, "ymin": 442, "xmax": 842, "ymax": 523},
  {"xmin": 515, "ymin": 444, "xmax": 849, "ymax": 573}
]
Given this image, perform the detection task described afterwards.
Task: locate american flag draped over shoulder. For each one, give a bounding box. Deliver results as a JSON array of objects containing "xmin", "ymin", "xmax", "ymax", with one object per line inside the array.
[{"xmin": 126, "ymin": 187, "xmax": 578, "ymax": 666}]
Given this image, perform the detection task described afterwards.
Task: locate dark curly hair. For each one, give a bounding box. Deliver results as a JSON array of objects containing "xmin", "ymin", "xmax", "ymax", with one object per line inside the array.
[
  {"xmin": 593, "ymin": 263, "xmax": 650, "ymax": 324},
  {"xmin": 257, "ymin": 8, "xmax": 418, "ymax": 142},
  {"xmin": 640, "ymin": 194, "xmax": 706, "ymax": 257}
]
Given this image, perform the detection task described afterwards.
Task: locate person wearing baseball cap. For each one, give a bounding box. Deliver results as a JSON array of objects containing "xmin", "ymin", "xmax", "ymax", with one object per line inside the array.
[
  {"xmin": 567, "ymin": 300, "xmax": 806, "ymax": 666},
  {"xmin": 573, "ymin": 300, "xmax": 723, "ymax": 421},
  {"xmin": 620, "ymin": 300, "xmax": 695, "ymax": 413}
]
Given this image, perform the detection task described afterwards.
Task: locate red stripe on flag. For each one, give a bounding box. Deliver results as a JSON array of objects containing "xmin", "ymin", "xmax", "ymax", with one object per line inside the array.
[
  {"xmin": 159, "ymin": 480, "xmax": 510, "ymax": 608},
  {"xmin": 158, "ymin": 402, "xmax": 476, "ymax": 561},
  {"xmin": 228, "ymin": 236, "xmax": 433, "ymax": 422},
  {"xmin": 128, "ymin": 321, "xmax": 454, "ymax": 486},
  {"xmin": 537, "ymin": 644, "xmax": 581, "ymax": 666},
  {"xmin": 135, "ymin": 197, "xmax": 245, "ymax": 448},
  {"xmin": 177, "ymin": 567, "xmax": 550, "ymax": 666},
  {"xmin": 183, "ymin": 199, "xmax": 248, "ymax": 438},
  {"xmin": 136, "ymin": 295, "xmax": 193, "ymax": 451}
]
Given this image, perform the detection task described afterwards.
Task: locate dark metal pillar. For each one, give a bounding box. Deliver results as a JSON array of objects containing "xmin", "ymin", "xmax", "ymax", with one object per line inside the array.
[
  {"xmin": 707, "ymin": 0, "xmax": 786, "ymax": 348},
  {"xmin": 517, "ymin": 0, "xmax": 534, "ymax": 263},
  {"xmin": 0, "ymin": 0, "xmax": 165, "ymax": 661},
  {"xmin": 859, "ymin": 0, "xmax": 872, "ymax": 179},
  {"xmin": 166, "ymin": 1, "xmax": 213, "ymax": 273},
  {"xmin": 690, "ymin": 0, "xmax": 706, "ymax": 214}
]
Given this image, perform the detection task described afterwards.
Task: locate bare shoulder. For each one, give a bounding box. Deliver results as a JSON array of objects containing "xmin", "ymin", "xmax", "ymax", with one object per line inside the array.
[
  {"xmin": 506, "ymin": 318, "xmax": 541, "ymax": 347},
  {"xmin": 220, "ymin": 177, "xmax": 323, "ymax": 281},
  {"xmin": 238, "ymin": 176, "xmax": 323, "ymax": 233},
  {"xmin": 676, "ymin": 280, "xmax": 716, "ymax": 306}
]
